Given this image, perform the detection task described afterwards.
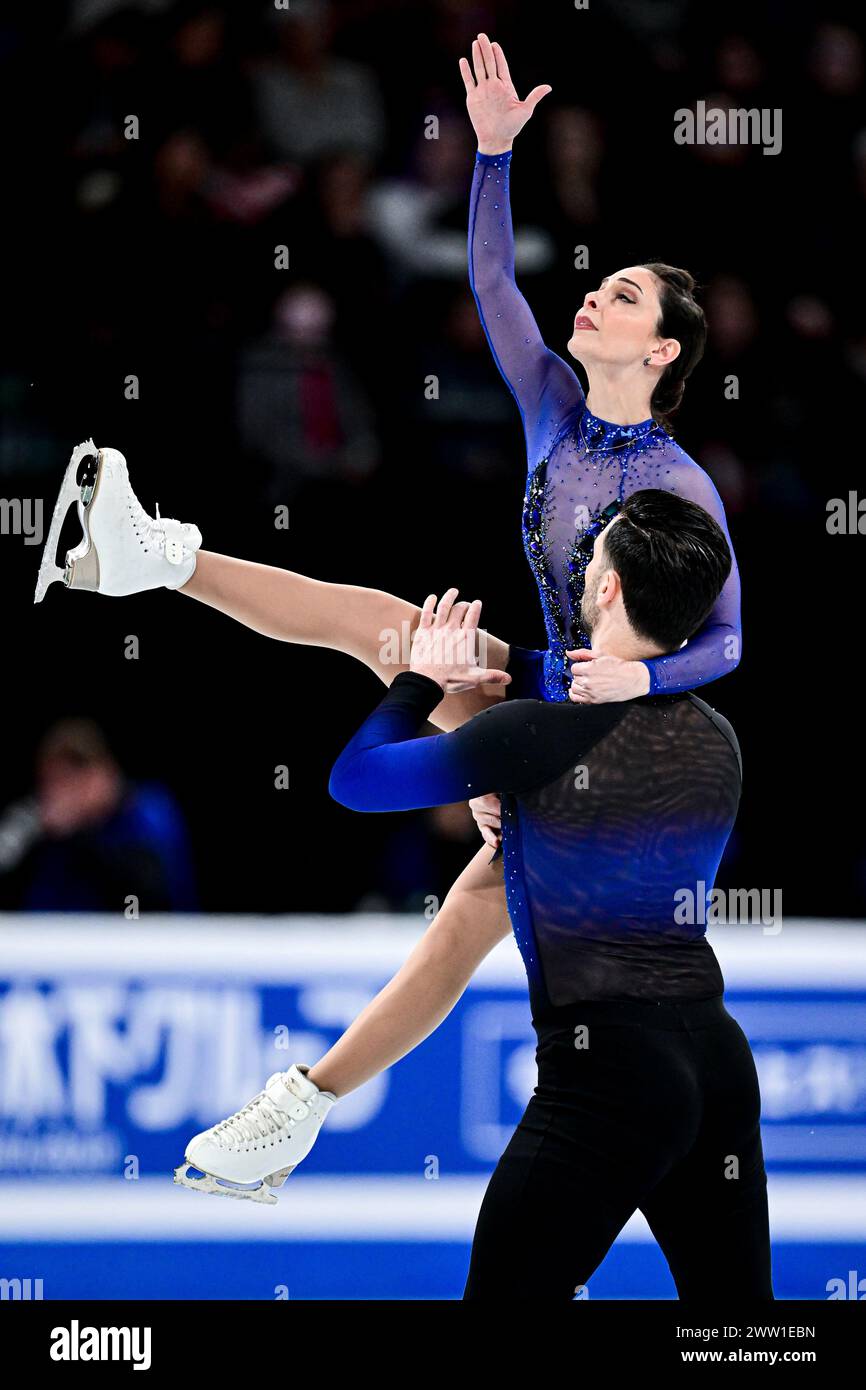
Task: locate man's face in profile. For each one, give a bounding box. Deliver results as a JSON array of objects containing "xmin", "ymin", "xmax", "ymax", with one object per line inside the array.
[{"xmin": 579, "ymin": 519, "xmax": 620, "ymax": 636}]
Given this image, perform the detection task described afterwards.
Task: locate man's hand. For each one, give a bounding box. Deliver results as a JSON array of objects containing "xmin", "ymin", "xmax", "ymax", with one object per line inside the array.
[
  {"xmin": 566, "ymin": 649, "xmax": 651, "ymax": 704},
  {"xmin": 469, "ymin": 793, "xmax": 502, "ymax": 849},
  {"xmin": 458, "ymin": 32, "xmax": 551, "ymax": 155},
  {"xmin": 410, "ymin": 589, "xmax": 511, "ymax": 694}
]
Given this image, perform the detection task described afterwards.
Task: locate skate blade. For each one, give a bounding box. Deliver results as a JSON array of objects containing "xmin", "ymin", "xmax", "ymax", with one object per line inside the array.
[
  {"xmin": 173, "ymin": 1162, "xmax": 278, "ymax": 1205},
  {"xmin": 265, "ymin": 1166, "xmax": 295, "ymax": 1190},
  {"xmin": 33, "ymin": 439, "xmax": 101, "ymax": 603}
]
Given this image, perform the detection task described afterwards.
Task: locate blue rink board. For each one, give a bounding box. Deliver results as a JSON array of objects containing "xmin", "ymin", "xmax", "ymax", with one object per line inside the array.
[
  {"xmin": 0, "ymin": 1240, "xmax": 857, "ymax": 1301},
  {"xmin": 1, "ymin": 919, "xmax": 865, "ymax": 1301}
]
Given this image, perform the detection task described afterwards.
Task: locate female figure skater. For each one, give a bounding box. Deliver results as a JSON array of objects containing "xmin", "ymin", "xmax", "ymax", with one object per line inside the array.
[{"xmin": 34, "ymin": 31, "xmax": 739, "ymax": 857}]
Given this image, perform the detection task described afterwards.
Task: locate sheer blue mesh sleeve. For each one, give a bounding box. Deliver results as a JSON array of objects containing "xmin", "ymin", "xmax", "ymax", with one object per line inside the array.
[
  {"xmin": 468, "ymin": 152, "xmax": 584, "ymax": 468},
  {"xmin": 640, "ymin": 459, "xmax": 742, "ymax": 695}
]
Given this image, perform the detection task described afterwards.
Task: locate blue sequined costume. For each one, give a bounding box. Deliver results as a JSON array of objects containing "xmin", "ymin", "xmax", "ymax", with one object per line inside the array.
[{"xmin": 468, "ymin": 151, "xmax": 741, "ymax": 700}]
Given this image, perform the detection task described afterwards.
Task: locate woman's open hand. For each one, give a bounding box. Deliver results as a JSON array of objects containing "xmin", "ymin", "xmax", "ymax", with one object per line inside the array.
[
  {"xmin": 410, "ymin": 589, "xmax": 511, "ymax": 694},
  {"xmin": 458, "ymin": 32, "xmax": 551, "ymax": 155},
  {"xmin": 567, "ymin": 649, "xmax": 652, "ymax": 704}
]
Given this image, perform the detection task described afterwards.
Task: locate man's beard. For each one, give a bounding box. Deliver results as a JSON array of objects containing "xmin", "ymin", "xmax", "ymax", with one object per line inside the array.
[{"xmin": 579, "ymin": 584, "xmax": 598, "ymax": 636}]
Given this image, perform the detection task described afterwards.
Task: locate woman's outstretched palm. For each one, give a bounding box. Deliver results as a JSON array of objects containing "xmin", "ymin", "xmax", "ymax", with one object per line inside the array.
[{"xmin": 459, "ymin": 32, "xmax": 551, "ymax": 152}]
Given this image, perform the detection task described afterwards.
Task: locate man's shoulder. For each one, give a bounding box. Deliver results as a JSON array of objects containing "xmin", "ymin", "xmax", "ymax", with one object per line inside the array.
[
  {"xmin": 462, "ymin": 697, "xmax": 631, "ymax": 795},
  {"xmin": 470, "ymin": 696, "xmax": 628, "ymax": 741},
  {"xmin": 683, "ymin": 694, "xmax": 742, "ymax": 776}
]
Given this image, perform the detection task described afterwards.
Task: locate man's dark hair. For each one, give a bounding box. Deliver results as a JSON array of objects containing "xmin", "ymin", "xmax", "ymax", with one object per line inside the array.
[{"xmin": 600, "ymin": 488, "xmax": 732, "ymax": 650}]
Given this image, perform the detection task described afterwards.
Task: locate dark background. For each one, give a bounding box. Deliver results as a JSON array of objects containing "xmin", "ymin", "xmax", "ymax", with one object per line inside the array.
[{"xmin": 2, "ymin": 0, "xmax": 864, "ymax": 915}]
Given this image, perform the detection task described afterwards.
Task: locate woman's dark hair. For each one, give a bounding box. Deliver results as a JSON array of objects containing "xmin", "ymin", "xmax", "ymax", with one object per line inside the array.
[
  {"xmin": 640, "ymin": 263, "xmax": 707, "ymax": 434},
  {"xmin": 601, "ymin": 489, "xmax": 731, "ymax": 650}
]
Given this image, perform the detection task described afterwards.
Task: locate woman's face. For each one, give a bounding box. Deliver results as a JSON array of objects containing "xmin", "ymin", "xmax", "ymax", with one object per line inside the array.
[{"xmin": 568, "ymin": 265, "xmax": 672, "ymax": 369}]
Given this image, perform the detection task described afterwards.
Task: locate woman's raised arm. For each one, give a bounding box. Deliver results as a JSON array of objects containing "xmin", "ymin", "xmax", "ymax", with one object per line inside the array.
[{"xmin": 461, "ymin": 34, "xmax": 583, "ymax": 464}]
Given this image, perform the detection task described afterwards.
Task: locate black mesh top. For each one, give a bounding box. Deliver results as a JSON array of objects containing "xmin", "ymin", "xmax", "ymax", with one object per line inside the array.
[{"xmin": 330, "ymin": 673, "xmax": 742, "ymax": 1019}]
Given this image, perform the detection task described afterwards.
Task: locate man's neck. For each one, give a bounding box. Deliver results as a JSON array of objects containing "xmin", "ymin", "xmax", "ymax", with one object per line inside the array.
[{"xmin": 590, "ymin": 625, "xmax": 665, "ymax": 666}]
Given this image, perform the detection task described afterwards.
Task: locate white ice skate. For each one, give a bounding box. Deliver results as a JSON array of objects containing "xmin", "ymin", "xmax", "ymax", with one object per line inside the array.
[
  {"xmin": 173, "ymin": 1064, "xmax": 337, "ymax": 1205},
  {"xmin": 34, "ymin": 438, "xmax": 202, "ymax": 602}
]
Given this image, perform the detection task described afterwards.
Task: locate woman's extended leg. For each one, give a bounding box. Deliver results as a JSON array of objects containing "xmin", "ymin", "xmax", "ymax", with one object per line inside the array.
[
  {"xmin": 182, "ymin": 556, "xmax": 516, "ymax": 1048},
  {"xmin": 306, "ymin": 840, "xmax": 513, "ymax": 1097},
  {"xmin": 180, "ymin": 551, "xmax": 512, "ymax": 731}
]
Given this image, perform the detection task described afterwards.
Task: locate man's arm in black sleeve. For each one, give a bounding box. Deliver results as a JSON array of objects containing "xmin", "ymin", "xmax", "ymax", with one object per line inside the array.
[{"xmin": 328, "ymin": 670, "xmax": 624, "ymax": 812}]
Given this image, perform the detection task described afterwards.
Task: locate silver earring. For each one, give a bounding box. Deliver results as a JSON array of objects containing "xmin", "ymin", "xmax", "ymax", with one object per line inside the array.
[{"xmin": 643, "ymin": 356, "xmax": 651, "ymax": 366}]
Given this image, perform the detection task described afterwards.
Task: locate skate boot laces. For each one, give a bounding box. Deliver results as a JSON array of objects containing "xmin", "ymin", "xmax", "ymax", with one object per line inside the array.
[
  {"xmin": 129, "ymin": 493, "xmax": 201, "ymax": 564},
  {"xmin": 210, "ymin": 1074, "xmax": 304, "ymax": 1151}
]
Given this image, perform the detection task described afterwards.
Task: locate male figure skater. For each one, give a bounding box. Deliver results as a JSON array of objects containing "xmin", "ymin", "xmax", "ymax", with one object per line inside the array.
[{"xmin": 174, "ymin": 488, "xmax": 772, "ymax": 1302}]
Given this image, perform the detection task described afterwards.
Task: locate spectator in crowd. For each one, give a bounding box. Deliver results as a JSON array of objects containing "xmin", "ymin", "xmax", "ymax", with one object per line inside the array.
[
  {"xmin": 252, "ymin": 0, "xmax": 385, "ymax": 166},
  {"xmin": 369, "ymin": 112, "xmax": 553, "ymax": 282},
  {"xmin": 236, "ymin": 282, "xmax": 380, "ymax": 505},
  {"xmin": 0, "ymin": 719, "xmax": 198, "ymax": 913}
]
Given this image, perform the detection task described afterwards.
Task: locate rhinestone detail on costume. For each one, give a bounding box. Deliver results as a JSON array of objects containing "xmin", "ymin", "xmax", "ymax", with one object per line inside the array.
[
  {"xmin": 500, "ymin": 793, "xmax": 542, "ymax": 992},
  {"xmin": 522, "ymin": 418, "xmax": 664, "ymax": 701}
]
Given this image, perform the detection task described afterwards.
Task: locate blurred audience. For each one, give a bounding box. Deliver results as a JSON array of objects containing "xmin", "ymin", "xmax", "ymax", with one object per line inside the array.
[
  {"xmin": 0, "ymin": 719, "xmax": 198, "ymax": 913},
  {"xmin": 369, "ymin": 113, "xmax": 553, "ymax": 281},
  {"xmin": 3, "ymin": 2, "xmax": 863, "ymax": 914},
  {"xmin": 236, "ymin": 283, "xmax": 380, "ymax": 504},
  {"xmin": 252, "ymin": 1, "xmax": 386, "ymax": 165}
]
